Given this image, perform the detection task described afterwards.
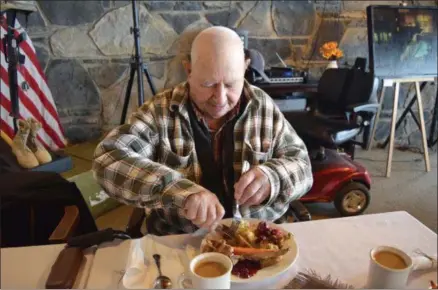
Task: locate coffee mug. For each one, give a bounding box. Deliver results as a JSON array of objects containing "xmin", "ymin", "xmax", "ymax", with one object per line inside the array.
[
  {"xmin": 367, "ymin": 246, "xmax": 413, "ymax": 289},
  {"xmin": 181, "ymin": 252, "xmax": 233, "ymax": 289}
]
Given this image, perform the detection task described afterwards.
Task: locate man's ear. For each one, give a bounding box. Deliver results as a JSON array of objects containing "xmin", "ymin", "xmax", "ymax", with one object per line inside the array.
[
  {"xmin": 182, "ymin": 60, "xmax": 191, "ymax": 75},
  {"xmin": 245, "ymin": 59, "xmax": 251, "ymax": 70}
]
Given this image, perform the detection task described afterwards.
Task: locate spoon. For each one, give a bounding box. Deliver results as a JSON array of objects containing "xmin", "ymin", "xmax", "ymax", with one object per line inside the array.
[{"xmin": 153, "ymin": 254, "xmax": 172, "ymax": 289}]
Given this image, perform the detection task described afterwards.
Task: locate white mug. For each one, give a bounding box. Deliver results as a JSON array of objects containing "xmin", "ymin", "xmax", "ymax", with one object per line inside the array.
[
  {"xmin": 184, "ymin": 252, "xmax": 233, "ymax": 289},
  {"xmin": 367, "ymin": 246, "xmax": 413, "ymax": 289}
]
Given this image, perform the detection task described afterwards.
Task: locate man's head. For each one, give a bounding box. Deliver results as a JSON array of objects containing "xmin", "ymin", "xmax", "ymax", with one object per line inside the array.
[{"xmin": 183, "ymin": 26, "xmax": 246, "ymax": 120}]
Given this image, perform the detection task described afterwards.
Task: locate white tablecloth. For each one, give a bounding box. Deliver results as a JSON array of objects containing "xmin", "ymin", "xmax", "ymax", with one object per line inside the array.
[
  {"xmin": 86, "ymin": 211, "xmax": 437, "ymax": 289},
  {"xmin": 1, "ymin": 243, "xmax": 96, "ymax": 289}
]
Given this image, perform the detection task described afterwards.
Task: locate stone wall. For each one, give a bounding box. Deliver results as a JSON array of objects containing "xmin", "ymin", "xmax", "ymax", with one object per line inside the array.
[{"xmin": 17, "ymin": 0, "xmax": 437, "ymax": 149}]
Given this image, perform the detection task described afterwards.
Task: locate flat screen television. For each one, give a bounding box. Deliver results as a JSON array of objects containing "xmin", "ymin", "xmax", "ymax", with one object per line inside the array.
[{"xmin": 366, "ymin": 5, "xmax": 438, "ymax": 79}]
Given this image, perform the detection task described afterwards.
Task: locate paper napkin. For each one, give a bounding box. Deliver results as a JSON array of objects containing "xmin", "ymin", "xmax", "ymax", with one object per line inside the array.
[
  {"xmin": 122, "ymin": 239, "xmax": 148, "ymax": 289},
  {"xmin": 122, "ymin": 236, "xmax": 198, "ymax": 289}
]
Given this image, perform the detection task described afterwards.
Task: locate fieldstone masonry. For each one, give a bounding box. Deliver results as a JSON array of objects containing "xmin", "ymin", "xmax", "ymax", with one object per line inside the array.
[{"xmin": 18, "ymin": 0, "xmax": 437, "ymax": 149}]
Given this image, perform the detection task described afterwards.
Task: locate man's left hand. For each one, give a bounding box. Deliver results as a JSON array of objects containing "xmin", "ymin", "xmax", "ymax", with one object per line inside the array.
[{"xmin": 234, "ymin": 167, "xmax": 271, "ymax": 206}]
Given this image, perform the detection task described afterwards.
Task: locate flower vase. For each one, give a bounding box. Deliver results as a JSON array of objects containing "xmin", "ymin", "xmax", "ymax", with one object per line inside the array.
[{"xmin": 326, "ymin": 60, "xmax": 338, "ymax": 70}]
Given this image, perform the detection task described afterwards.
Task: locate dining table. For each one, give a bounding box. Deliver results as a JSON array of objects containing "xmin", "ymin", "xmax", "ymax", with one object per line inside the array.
[
  {"xmin": 0, "ymin": 243, "xmax": 96, "ymax": 289},
  {"xmin": 1, "ymin": 211, "xmax": 437, "ymax": 289},
  {"xmin": 85, "ymin": 211, "xmax": 437, "ymax": 289}
]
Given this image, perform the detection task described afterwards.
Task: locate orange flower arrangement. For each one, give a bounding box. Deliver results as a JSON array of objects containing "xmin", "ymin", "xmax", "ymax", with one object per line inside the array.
[{"xmin": 320, "ymin": 41, "xmax": 344, "ymax": 60}]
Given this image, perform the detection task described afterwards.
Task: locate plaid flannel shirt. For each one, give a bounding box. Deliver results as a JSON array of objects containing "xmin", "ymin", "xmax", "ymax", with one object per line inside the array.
[{"xmin": 92, "ymin": 80, "xmax": 313, "ymax": 235}]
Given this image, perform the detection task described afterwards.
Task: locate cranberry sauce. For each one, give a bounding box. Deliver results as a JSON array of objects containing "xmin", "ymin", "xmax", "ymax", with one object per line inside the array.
[{"xmin": 231, "ymin": 259, "xmax": 262, "ymax": 279}]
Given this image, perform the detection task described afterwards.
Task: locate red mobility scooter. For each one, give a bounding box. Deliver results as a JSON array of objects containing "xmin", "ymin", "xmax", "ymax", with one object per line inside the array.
[{"xmin": 284, "ymin": 64, "xmax": 379, "ymax": 220}]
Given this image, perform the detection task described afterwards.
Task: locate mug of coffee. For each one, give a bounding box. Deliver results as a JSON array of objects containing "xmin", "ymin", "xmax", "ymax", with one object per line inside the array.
[
  {"xmin": 367, "ymin": 246, "xmax": 413, "ymax": 289},
  {"xmin": 182, "ymin": 252, "xmax": 233, "ymax": 289}
]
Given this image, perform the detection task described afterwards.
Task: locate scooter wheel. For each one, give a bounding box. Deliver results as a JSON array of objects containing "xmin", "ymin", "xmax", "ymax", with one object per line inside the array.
[{"xmin": 334, "ymin": 182, "xmax": 370, "ymax": 216}]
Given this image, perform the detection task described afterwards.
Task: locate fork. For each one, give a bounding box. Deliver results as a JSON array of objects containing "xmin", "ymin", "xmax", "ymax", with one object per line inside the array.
[
  {"xmin": 229, "ymin": 161, "xmax": 250, "ymax": 235},
  {"xmin": 185, "ymin": 161, "xmax": 250, "ymax": 240}
]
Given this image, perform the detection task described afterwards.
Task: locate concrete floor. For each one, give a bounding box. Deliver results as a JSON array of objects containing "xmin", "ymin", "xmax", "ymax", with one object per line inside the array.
[
  {"xmin": 62, "ymin": 140, "xmax": 438, "ymax": 233},
  {"xmin": 358, "ymin": 148, "xmax": 437, "ymax": 233},
  {"xmin": 307, "ymin": 148, "xmax": 437, "ymax": 233}
]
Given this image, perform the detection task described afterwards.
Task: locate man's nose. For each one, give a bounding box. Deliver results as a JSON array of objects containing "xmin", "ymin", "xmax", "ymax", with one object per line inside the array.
[{"xmin": 213, "ymin": 83, "xmax": 226, "ymax": 104}]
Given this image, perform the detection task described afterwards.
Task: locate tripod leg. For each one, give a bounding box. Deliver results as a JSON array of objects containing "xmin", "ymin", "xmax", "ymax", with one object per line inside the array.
[
  {"xmin": 381, "ymin": 93, "xmax": 416, "ymax": 148},
  {"xmin": 143, "ymin": 65, "xmax": 157, "ymax": 96},
  {"xmin": 408, "ymin": 107, "xmax": 421, "ymax": 129},
  {"xmin": 368, "ymin": 84, "xmax": 385, "ymax": 150},
  {"xmin": 120, "ymin": 67, "xmax": 136, "ymax": 125}
]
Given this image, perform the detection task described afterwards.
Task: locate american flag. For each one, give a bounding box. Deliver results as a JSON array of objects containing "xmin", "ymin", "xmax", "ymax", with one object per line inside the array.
[{"xmin": 0, "ymin": 12, "xmax": 66, "ymax": 150}]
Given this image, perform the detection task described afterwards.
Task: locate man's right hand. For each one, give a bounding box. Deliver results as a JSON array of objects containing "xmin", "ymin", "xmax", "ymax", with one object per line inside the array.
[{"xmin": 183, "ymin": 191, "xmax": 225, "ymax": 230}]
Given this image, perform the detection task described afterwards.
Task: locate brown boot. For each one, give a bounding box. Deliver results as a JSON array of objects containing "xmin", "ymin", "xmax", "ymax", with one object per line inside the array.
[
  {"xmin": 11, "ymin": 119, "xmax": 40, "ymax": 169},
  {"xmin": 26, "ymin": 118, "xmax": 52, "ymax": 164}
]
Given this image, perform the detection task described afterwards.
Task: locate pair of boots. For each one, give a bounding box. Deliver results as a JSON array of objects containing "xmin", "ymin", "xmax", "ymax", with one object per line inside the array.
[{"xmin": 11, "ymin": 118, "xmax": 52, "ymax": 169}]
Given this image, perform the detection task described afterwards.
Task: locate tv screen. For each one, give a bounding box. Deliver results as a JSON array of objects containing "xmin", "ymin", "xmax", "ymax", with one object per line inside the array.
[{"xmin": 366, "ymin": 5, "xmax": 438, "ymax": 79}]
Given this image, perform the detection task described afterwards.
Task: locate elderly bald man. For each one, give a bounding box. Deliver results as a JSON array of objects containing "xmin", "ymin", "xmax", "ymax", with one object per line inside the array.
[{"xmin": 93, "ymin": 26, "xmax": 313, "ymax": 236}]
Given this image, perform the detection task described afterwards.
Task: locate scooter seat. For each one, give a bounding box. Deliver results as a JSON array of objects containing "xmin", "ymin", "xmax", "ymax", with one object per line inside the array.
[{"xmin": 283, "ymin": 112, "xmax": 361, "ymax": 148}]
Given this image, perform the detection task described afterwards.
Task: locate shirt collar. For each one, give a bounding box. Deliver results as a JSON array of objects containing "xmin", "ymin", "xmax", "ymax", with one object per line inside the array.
[{"xmin": 169, "ymin": 82, "xmax": 190, "ymax": 113}]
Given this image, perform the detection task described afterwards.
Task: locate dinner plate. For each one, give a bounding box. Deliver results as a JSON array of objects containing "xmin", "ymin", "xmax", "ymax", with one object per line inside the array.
[{"xmin": 200, "ymin": 218, "xmax": 299, "ymax": 284}]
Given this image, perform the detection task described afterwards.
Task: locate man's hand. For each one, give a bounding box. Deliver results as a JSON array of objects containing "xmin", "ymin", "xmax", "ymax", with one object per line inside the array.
[
  {"xmin": 234, "ymin": 167, "xmax": 271, "ymax": 206},
  {"xmin": 183, "ymin": 190, "xmax": 225, "ymax": 230}
]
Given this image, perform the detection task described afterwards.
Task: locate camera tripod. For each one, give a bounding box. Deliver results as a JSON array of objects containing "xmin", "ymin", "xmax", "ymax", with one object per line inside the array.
[{"xmin": 120, "ymin": 0, "xmax": 157, "ymax": 125}]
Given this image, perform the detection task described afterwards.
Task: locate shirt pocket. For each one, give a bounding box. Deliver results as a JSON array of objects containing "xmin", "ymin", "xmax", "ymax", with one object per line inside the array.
[{"xmin": 244, "ymin": 140, "xmax": 272, "ymax": 166}]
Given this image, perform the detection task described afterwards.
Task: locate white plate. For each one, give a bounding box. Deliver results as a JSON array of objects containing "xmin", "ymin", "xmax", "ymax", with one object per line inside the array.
[{"xmin": 200, "ymin": 218, "xmax": 299, "ymax": 284}]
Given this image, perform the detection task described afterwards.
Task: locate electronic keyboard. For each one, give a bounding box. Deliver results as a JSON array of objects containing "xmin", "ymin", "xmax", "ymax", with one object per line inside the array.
[{"xmin": 267, "ymin": 77, "xmax": 305, "ymax": 84}]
